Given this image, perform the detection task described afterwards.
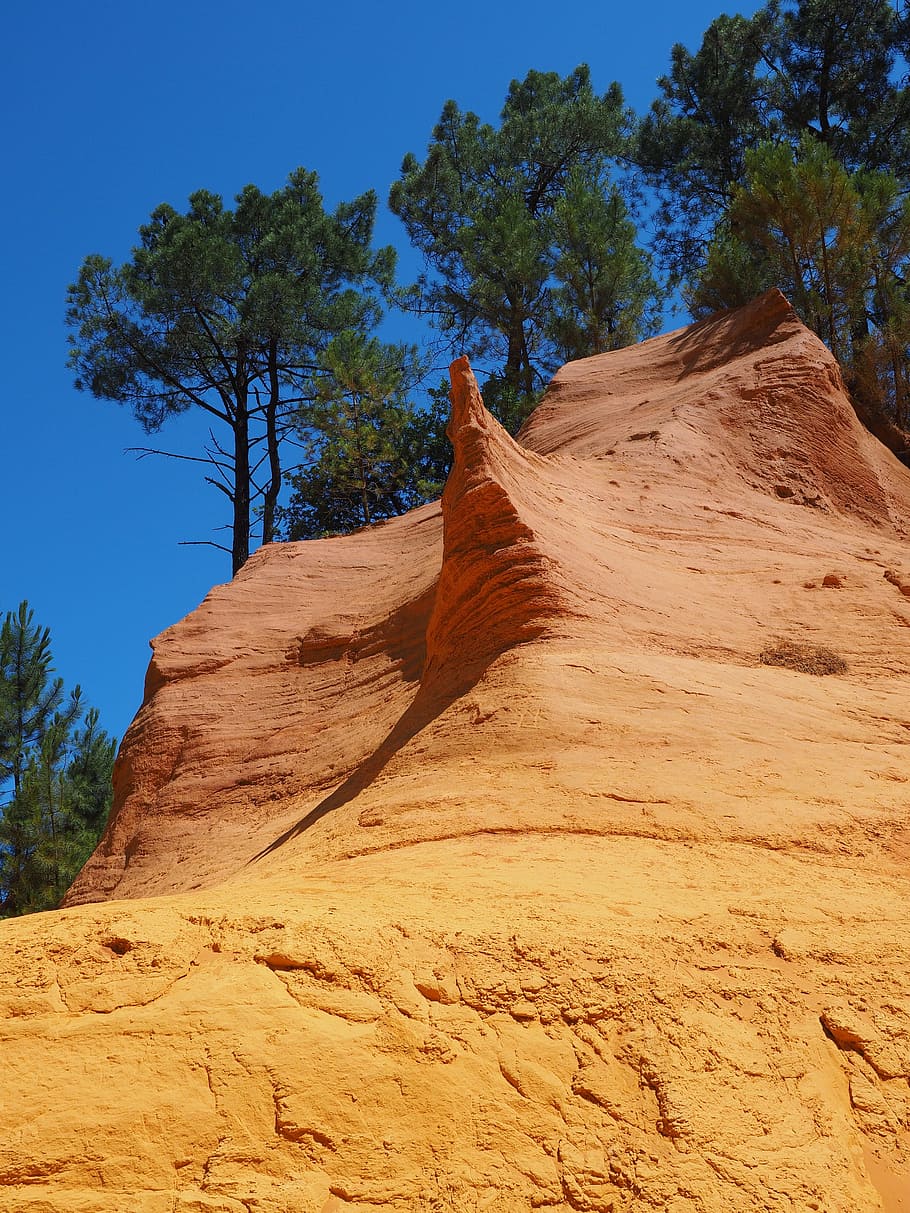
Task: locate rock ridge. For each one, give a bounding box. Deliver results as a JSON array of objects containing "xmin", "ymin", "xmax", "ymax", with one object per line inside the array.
[
  {"xmin": 67, "ymin": 292, "xmax": 910, "ymax": 904},
  {"xmin": 422, "ymin": 354, "xmax": 573, "ymax": 695}
]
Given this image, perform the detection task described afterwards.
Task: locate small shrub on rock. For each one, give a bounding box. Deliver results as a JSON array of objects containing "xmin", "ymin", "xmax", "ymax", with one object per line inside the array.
[{"xmin": 760, "ymin": 640, "xmax": 848, "ymax": 675}]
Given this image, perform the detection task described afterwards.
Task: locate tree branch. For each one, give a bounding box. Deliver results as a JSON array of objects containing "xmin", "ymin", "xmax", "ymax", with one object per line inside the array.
[
  {"xmin": 127, "ymin": 445, "xmax": 232, "ymax": 471},
  {"xmin": 177, "ymin": 540, "xmax": 233, "ymax": 555}
]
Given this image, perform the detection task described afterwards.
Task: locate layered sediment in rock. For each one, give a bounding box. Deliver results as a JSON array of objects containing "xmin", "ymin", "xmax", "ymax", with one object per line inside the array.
[
  {"xmin": 421, "ymin": 354, "xmax": 570, "ymax": 692},
  {"xmin": 6, "ymin": 291, "xmax": 910, "ymax": 1211},
  {"xmin": 527, "ymin": 289, "xmax": 910, "ymax": 530}
]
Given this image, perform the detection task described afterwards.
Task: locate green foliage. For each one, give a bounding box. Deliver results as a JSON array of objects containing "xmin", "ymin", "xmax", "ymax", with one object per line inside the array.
[
  {"xmin": 638, "ymin": 0, "xmax": 909, "ymax": 285},
  {"xmin": 637, "ymin": 10, "xmax": 778, "ymax": 280},
  {"xmin": 281, "ymin": 332, "xmax": 449, "ymax": 539},
  {"xmin": 691, "ymin": 138, "xmax": 873, "ymax": 348},
  {"xmin": 391, "ymin": 67, "xmax": 659, "ymax": 401},
  {"xmin": 639, "ymin": 0, "xmax": 910, "ymax": 437},
  {"xmin": 690, "ymin": 137, "xmax": 910, "ymax": 429},
  {"xmin": 0, "ymin": 604, "xmax": 115, "ymax": 916},
  {"xmin": 0, "ymin": 602, "xmax": 75, "ymax": 799},
  {"xmin": 67, "ymin": 169, "xmax": 394, "ymax": 573},
  {"xmin": 851, "ymin": 172, "xmax": 910, "ymax": 427},
  {"xmin": 477, "ymin": 377, "xmax": 544, "ymax": 436},
  {"xmin": 550, "ymin": 171, "xmax": 663, "ymax": 363},
  {"xmin": 771, "ymin": 0, "xmax": 907, "ymax": 166}
]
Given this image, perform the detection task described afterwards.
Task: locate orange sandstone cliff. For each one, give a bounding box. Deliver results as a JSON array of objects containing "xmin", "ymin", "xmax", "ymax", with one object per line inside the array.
[{"xmin": 4, "ymin": 290, "xmax": 910, "ymax": 1212}]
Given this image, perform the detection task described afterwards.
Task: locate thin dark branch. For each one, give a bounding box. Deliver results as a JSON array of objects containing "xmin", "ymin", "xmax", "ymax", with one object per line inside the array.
[
  {"xmin": 127, "ymin": 445, "xmax": 231, "ymax": 471},
  {"xmin": 177, "ymin": 540, "xmax": 232, "ymax": 554},
  {"xmin": 249, "ymin": 448, "xmax": 271, "ymax": 478},
  {"xmin": 203, "ymin": 476, "xmax": 234, "ymax": 500},
  {"xmin": 94, "ymin": 280, "xmax": 232, "ymax": 424}
]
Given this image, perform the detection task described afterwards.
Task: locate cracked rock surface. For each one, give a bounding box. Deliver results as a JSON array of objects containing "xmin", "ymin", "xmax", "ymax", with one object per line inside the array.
[{"xmin": 4, "ymin": 291, "xmax": 910, "ymax": 1210}]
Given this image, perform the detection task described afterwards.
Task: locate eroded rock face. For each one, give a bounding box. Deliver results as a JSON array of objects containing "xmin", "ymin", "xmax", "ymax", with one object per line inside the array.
[{"xmin": 5, "ymin": 291, "xmax": 910, "ymax": 1211}]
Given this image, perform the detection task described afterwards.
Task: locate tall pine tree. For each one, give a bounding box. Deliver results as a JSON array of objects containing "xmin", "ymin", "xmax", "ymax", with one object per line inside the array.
[
  {"xmin": 67, "ymin": 169, "xmax": 394, "ymax": 574},
  {"xmin": 637, "ymin": 0, "xmax": 909, "ymax": 285},
  {"xmin": 391, "ymin": 67, "xmax": 659, "ymax": 427},
  {"xmin": 637, "ymin": 0, "xmax": 910, "ymax": 443},
  {"xmin": 281, "ymin": 331, "xmax": 449, "ymax": 538},
  {"xmin": 0, "ymin": 604, "xmax": 115, "ymax": 916}
]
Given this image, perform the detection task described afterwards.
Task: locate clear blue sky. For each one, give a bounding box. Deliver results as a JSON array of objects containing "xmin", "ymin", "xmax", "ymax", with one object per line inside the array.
[{"xmin": 2, "ymin": 0, "xmax": 760, "ymax": 744}]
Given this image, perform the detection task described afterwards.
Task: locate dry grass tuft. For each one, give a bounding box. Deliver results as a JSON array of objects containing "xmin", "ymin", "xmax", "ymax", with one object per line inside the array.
[{"xmin": 760, "ymin": 640, "xmax": 848, "ymax": 676}]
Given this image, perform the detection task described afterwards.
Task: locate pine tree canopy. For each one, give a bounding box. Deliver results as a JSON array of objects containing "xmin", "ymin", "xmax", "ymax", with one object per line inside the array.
[
  {"xmin": 637, "ymin": 0, "xmax": 910, "ymax": 285},
  {"xmin": 280, "ymin": 330, "xmax": 449, "ymax": 539},
  {"xmin": 0, "ymin": 603, "xmax": 116, "ymax": 917},
  {"xmin": 390, "ymin": 66, "xmax": 661, "ymax": 424},
  {"xmin": 67, "ymin": 169, "xmax": 395, "ymax": 574},
  {"xmin": 637, "ymin": 0, "xmax": 910, "ymax": 445}
]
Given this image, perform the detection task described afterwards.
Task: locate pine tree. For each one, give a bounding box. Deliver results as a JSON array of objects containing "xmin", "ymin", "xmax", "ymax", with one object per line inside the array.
[
  {"xmin": 691, "ymin": 138, "xmax": 873, "ymax": 352},
  {"xmin": 549, "ymin": 169, "xmax": 663, "ymax": 363},
  {"xmin": 0, "ymin": 604, "xmax": 115, "ymax": 916},
  {"xmin": 67, "ymin": 169, "xmax": 395, "ymax": 574},
  {"xmin": 637, "ymin": 0, "xmax": 909, "ymax": 286},
  {"xmin": 638, "ymin": 0, "xmax": 910, "ymax": 440},
  {"xmin": 690, "ymin": 136, "xmax": 910, "ymax": 444},
  {"xmin": 281, "ymin": 332, "xmax": 449, "ymax": 539},
  {"xmin": 391, "ymin": 67, "xmax": 658, "ymax": 425},
  {"xmin": 0, "ymin": 603, "xmax": 78, "ymax": 801}
]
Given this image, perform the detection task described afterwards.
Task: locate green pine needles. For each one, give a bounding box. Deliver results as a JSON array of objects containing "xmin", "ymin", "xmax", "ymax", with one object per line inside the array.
[
  {"xmin": 0, "ymin": 603, "xmax": 115, "ymax": 916},
  {"xmin": 67, "ymin": 169, "xmax": 395, "ymax": 573},
  {"xmin": 637, "ymin": 0, "xmax": 910, "ymax": 440},
  {"xmin": 390, "ymin": 66, "xmax": 662, "ymax": 414}
]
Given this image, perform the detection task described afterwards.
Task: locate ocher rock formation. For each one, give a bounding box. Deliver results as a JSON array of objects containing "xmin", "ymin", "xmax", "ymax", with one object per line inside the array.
[{"xmin": 4, "ymin": 290, "xmax": 910, "ymax": 1211}]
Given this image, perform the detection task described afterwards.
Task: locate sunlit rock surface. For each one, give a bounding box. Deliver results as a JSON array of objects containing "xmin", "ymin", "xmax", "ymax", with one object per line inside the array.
[{"xmin": 4, "ymin": 291, "xmax": 910, "ymax": 1212}]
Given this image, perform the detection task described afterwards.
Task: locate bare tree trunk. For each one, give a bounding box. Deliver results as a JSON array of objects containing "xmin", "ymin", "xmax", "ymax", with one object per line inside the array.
[
  {"xmin": 261, "ymin": 339, "xmax": 282, "ymax": 545},
  {"xmin": 505, "ymin": 314, "xmax": 525, "ymax": 392},
  {"xmin": 232, "ymin": 386, "xmax": 251, "ymax": 575}
]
